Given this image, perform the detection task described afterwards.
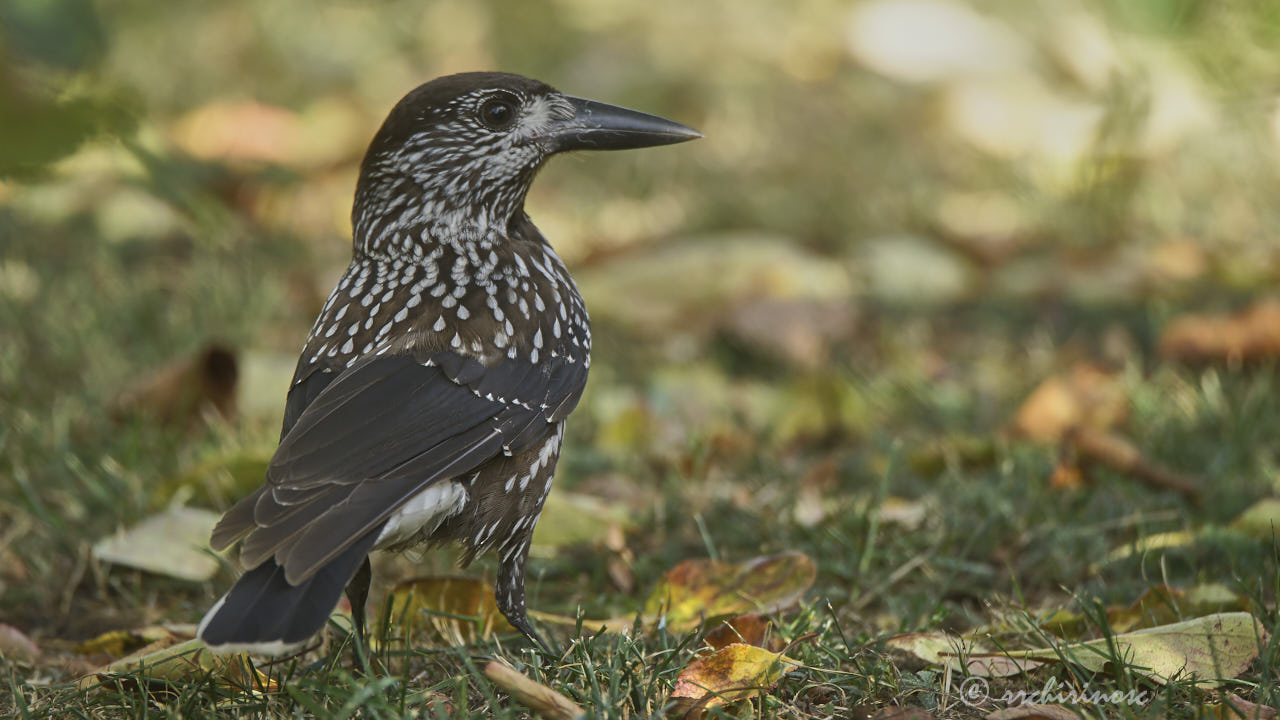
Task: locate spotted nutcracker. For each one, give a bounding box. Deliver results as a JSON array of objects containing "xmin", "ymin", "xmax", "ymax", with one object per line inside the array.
[{"xmin": 197, "ymin": 72, "xmax": 699, "ymax": 653}]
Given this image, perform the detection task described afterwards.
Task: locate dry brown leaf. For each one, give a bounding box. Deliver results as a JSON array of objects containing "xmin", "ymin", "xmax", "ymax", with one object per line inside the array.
[
  {"xmin": 386, "ymin": 576, "xmax": 514, "ymax": 646},
  {"xmin": 484, "ymin": 661, "xmax": 583, "ymax": 720},
  {"xmin": 0, "ymin": 623, "xmax": 40, "ymax": 663},
  {"xmin": 793, "ymin": 456, "xmax": 838, "ymax": 528},
  {"xmin": 669, "ymin": 643, "xmax": 798, "ymax": 718},
  {"xmin": 171, "ymin": 101, "xmax": 301, "ymax": 165},
  {"xmin": 722, "ymin": 296, "xmax": 858, "ymax": 368},
  {"xmin": 645, "ymin": 552, "xmax": 817, "ymax": 631},
  {"xmin": 112, "ymin": 344, "xmax": 238, "ymax": 424},
  {"xmin": 985, "ymin": 704, "xmax": 1082, "ymax": 720},
  {"xmin": 703, "ymin": 613, "xmax": 778, "ymax": 651},
  {"xmin": 1009, "ymin": 364, "xmax": 1127, "ymax": 443},
  {"xmin": 1160, "ymin": 299, "xmax": 1280, "ymax": 364}
]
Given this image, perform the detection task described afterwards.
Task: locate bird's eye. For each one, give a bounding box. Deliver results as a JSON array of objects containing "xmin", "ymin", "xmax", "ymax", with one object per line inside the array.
[{"xmin": 478, "ymin": 96, "xmax": 518, "ymax": 131}]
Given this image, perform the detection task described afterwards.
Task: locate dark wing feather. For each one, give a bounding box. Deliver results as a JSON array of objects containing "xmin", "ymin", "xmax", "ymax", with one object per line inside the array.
[
  {"xmin": 280, "ymin": 365, "xmax": 339, "ymax": 441},
  {"xmin": 212, "ymin": 348, "xmax": 587, "ymax": 586}
]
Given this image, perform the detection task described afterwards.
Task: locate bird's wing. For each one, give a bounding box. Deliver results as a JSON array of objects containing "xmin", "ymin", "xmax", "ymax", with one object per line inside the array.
[
  {"xmin": 210, "ymin": 348, "xmax": 587, "ymax": 585},
  {"xmin": 278, "ymin": 363, "xmax": 338, "ymax": 441}
]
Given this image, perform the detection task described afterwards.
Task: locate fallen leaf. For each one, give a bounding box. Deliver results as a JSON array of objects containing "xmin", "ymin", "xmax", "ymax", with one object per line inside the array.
[
  {"xmin": 484, "ymin": 661, "xmax": 583, "ymax": 720},
  {"xmin": 1160, "ymin": 299, "xmax": 1280, "ymax": 364},
  {"xmin": 1007, "ymin": 612, "xmax": 1268, "ymax": 687},
  {"xmin": 78, "ymin": 635, "xmax": 274, "ymax": 693},
  {"xmin": 530, "ymin": 491, "xmax": 633, "ymax": 556},
  {"xmin": 722, "ymin": 296, "xmax": 858, "ymax": 368},
  {"xmin": 669, "ymin": 643, "xmax": 799, "ymax": 718},
  {"xmin": 883, "ymin": 633, "xmax": 961, "ymax": 671},
  {"xmin": 92, "ymin": 506, "xmax": 222, "ymax": 582},
  {"xmin": 1098, "ymin": 530, "xmax": 1199, "ymax": 567},
  {"xmin": 907, "ymin": 434, "xmax": 997, "ymax": 477},
  {"xmin": 793, "ymin": 456, "xmax": 838, "ymax": 528},
  {"xmin": 158, "ymin": 449, "xmax": 273, "ymax": 508},
  {"xmin": 236, "ymin": 350, "xmax": 299, "ymax": 419},
  {"xmin": 169, "ymin": 97, "xmax": 366, "ymax": 171},
  {"xmin": 575, "ymin": 234, "xmax": 853, "ymax": 338},
  {"xmin": 1009, "ymin": 364, "xmax": 1127, "ymax": 443},
  {"xmin": 645, "ymin": 552, "xmax": 817, "ymax": 631},
  {"xmin": 112, "ymin": 344, "xmax": 238, "ymax": 425},
  {"xmin": 985, "ymin": 705, "xmax": 1081, "ymax": 720},
  {"xmin": 74, "ymin": 626, "xmax": 176, "ymax": 658},
  {"xmin": 386, "ymin": 576, "xmax": 514, "ymax": 646},
  {"xmin": 883, "ymin": 633, "xmax": 1042, "ymax": 677},
  {"xmin": 0, "ymin": 623, "xmax": 40, "ymax": 663},
  {"xmin": 703, "ymin": 613, "xmax": 777, "ymax": 651},
  {"xmin": 1108, "ymin": 584, "xmax": 1248, "ymax": 633},
  {"xmin": 1229, "ymin": 498, "xmax": 1280, "ymax": 539}
]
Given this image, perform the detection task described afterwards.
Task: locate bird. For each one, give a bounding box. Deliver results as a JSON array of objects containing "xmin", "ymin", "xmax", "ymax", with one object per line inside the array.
[{"xmin": 196, "ymin": 71, "xmax": 700, "ymax": 655}]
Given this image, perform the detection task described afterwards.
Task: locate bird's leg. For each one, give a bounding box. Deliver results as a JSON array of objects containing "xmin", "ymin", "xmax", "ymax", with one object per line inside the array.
[
  {"xmin": 344, "ymin": 556, "xmax": 373, "ymax": 669},
  {"xmin": 495, "ymin": 536, "xmax": 553, "ymax": 657}
]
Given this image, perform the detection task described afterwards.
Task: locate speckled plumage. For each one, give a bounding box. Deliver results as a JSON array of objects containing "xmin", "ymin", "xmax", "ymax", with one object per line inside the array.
[{"xmin": 197, "ymin": 72, "xmax": 698, "ymax": 654}]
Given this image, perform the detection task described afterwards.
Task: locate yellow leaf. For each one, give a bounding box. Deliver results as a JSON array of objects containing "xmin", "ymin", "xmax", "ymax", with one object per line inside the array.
[
  {"xmin": 530, "ymin": 491, "xmax": 633, "ymax": 556},
  {"xmin": 1094, "ymin": 530, "xmax": 1199, "ymax": 569},
  {"xmin": 74, "ymin": 626, "xmax": 175, "ymax": 658},
  {"xmin": 1009, "ymin": 612, "xmax": 1268, "ymax": 687},
  {"xmin": 669, "ymin": 643, "xmax": 798, "ymax": 717},
  {"xmin": 883, "ymin": 633, "xmax": 1042, "ymax": 677},
  {"xmin": 91, "ymin": 506, "xmax": 223, "ymax": 582},
  {"xmin": 1230, "ymin": 498, "xmax": 1280, "ymax": 539},
  {"xmin": 78, "ymin": 636, "xmax": 274, "ymax": 693},
  {"xmin": 645, "ymin": 552, "xmax": 816, "ymax": 632},
  {"xmin": 386, "ymin": 576, "xmax": 514, "ymax": 646}
]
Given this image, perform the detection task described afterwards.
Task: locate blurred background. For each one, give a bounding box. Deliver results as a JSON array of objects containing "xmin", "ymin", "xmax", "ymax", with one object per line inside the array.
[{"xmin": 3, "ymin": 0, "xmax": 1280, "ymax": 645}]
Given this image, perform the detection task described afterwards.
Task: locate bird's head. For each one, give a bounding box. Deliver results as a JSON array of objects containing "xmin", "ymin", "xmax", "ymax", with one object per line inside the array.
[{"xmin": 352, "ymin": 72, "xmax": 700, "ymax": 253}]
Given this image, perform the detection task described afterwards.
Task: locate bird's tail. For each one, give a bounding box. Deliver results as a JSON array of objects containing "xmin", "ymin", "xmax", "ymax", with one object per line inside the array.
[{"xmin": 197, "ymin": 531, "xmax": 379, "ymax": 654}]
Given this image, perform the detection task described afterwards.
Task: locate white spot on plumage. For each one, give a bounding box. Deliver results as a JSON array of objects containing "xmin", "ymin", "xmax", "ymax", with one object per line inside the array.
[{"xmin": 434, "ymin": 315, "xmax": 446, "ymax": 332}]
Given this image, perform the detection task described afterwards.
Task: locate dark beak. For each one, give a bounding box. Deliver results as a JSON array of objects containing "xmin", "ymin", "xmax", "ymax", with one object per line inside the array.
[{"xmin": 551, "ymin": 96, "xmax": 701, "ymax": 152}]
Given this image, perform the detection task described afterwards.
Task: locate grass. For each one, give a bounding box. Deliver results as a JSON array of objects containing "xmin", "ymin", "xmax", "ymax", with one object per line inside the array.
[{"xmin": 2, "ymin": 187, "xmax": 1279, "ymax": 717}]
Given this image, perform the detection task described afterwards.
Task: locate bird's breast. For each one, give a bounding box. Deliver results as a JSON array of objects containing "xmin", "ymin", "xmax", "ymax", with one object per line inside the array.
[{"xmin": 301, "ymin": 235, "xmax": 589, "ymax": 373}]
